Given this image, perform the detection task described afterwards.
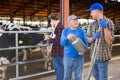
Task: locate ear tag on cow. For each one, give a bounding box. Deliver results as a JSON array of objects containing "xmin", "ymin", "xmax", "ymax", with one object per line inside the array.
[{"xmin": 19, "ymin": 40, "xmax": 23, "ymax": 44}]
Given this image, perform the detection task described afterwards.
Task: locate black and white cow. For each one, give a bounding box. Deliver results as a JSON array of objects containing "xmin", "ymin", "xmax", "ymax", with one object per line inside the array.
[
  {"xmin": 0, "ymin": 22, "xmax": 45, "ymax": 80},
  {"xmin": 0, "ymin": 22, "xmax": 54, "ymax": 80},
  {"xmin": 0, "ymin": 22, "xmax": 45, "ymax": 61}
]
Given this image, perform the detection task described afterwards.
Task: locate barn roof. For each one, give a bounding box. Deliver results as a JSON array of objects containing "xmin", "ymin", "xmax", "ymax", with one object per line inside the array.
[{"xmin": 0, "ymin": 0, "xmax": 120, "ymax": 21}]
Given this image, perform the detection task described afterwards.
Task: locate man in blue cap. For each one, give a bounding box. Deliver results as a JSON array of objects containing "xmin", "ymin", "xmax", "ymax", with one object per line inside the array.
[{"xmin": 87, "ymin": 3, "xmax": 114, "ymax": 80}]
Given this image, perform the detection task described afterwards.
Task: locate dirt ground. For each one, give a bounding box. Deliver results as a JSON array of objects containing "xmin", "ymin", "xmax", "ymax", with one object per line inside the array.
[{"xmin": 1, "ymin": 38, "xmax": 120, "ymax": 80}]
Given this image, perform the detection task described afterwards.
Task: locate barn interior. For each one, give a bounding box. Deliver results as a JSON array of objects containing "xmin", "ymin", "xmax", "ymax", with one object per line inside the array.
[
  {"xmin": 0, "ymin": 0, "xmax": 120, "ymax": 80},
  {"xmin": 0, "ymin": 0, "xmax": 120, "ymax": 28}
]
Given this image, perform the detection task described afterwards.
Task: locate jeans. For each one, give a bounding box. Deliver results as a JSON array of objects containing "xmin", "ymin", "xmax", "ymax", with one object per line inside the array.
[
  {"xmin": 93, "ymin": 61, "xmax": 108, "ymax": 80},
  {"xmin": 63, "ymin": 55, "xmax": 84, "ymax": 80},
  {"xmin": 52, "ymin": 56, "xmax": 64, "ymax": 80}
]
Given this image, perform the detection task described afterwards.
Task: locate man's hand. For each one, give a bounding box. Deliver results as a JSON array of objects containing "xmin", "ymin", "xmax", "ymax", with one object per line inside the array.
[
  {"xmin": 92, "ymin": 32, "xmax": 101, "ymax": 40},
  {"xmin": 99, "ymin": 18, "xmax": 108, "ymax": 29},
  {"xmin": 67, "ymin": 34, "xmax": 77, "ymax": 41}
]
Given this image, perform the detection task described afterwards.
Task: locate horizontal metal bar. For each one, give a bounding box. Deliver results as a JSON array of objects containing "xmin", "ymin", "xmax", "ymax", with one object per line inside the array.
[
  {"xmin": 18, "ymin": 58, "xmax": 52, "ymax": 65},
  {"xmin": 0, "ymin": 44, "xmax": 49, "ymax": 51},
  {"xmin": 0, "ymin": 42, "xmax": 120, "ymax": 55},
  {"xmin": 112, "ymin": 43, "xmax": 120, "ymax": 46},
  {"xmin": 9, "ymin": 70, "xmax": 55, "ymax": 80},
  {"xmin": 0, "ymin": 45, "xmax": 35, "ymax": 51},
  {"xmin": 0, "ymin": 31, "xmax": 119, "ymax": 37},
  {"xmin": 0, "ymin": 57, "xmax": 52, "ymax": 67},
  {"xmin": 0, "ymin": 30, "xmax": 51, "ymax": 33},
  {"xmin": 114, "ymin": 35, "xmax": 120, "ymax": 37},
  {"xmin": 87, "ymin": 43, "xmax": 120, "ymax": 49}
]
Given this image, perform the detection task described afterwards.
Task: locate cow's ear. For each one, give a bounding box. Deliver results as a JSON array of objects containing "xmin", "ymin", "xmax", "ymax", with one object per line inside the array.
[
  {"xmin": 0, "ymin": 22, "xmax": 2, "ymax": 25},
  {"xmin": 11, "ymin": 25, "xmax": 14, "ymax": 27},
  {"xmin": 6, "ymin": 25, "xmax": 9, "ymax": 29}
]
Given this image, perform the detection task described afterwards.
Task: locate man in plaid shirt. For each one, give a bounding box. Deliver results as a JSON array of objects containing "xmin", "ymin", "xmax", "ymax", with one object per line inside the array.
[
  {"xmin": 47, "ymin": 13, "xmax": 64, "ymax": 80},
  {"xmin": 87, "ymin": 3, "xmax": 114, "ymax": 80}
]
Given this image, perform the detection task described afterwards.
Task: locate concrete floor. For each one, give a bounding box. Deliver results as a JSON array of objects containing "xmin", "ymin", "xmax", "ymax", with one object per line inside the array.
[
  {"xmin": 0, "ymin": 56, "xmax": 120, "ymax": 80},
  {"xmin": 1, "ymin": 45, "xmax": 120, "ymax": 80},
  {"xmin": 33, "ymin": 56, "xmax": 120, "ymax": 80}
]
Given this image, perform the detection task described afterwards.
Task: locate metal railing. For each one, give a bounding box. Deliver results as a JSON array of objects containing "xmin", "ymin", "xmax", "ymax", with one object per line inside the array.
[
  {"xmin": 0, "ymin": 31, "xmax": 120, "ymax": 80},
  {"xmin": 0, "ymin": 30, "xmax": 53, "ymax": 80}
]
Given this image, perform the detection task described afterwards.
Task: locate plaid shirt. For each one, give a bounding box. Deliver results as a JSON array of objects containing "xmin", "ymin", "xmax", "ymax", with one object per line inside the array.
[
  {"xmin": 87, "ymin": 17, "xmax": 114, "ymax": 61},
  {"xmin": 48, "ymin": 22, "xmax": 64, "ymax": 57}
]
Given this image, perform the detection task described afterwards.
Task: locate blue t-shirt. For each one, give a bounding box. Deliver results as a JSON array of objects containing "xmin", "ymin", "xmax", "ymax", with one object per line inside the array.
[{"xmin": 60, "ymin": 27, "xmax": 88, "ymax": 58}]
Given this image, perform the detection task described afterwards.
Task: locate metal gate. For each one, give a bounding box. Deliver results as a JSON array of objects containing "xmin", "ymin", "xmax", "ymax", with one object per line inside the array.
[{"xmin": 0, "ymin": 31, "xmax": 120, "ymax": 80}]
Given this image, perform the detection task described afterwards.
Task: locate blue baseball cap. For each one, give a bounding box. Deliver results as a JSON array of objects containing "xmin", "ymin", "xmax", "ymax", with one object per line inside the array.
[
  {"xmin": 87, "ymin": 3, "xmax": 104, "ymax": 12},
  {"xmin": 68, "ymin": 15, "xmax": 79, "ymax": 21}
]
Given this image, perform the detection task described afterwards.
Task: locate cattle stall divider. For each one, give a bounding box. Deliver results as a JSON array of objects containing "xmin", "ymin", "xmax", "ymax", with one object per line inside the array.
[
  {"xmin": 0, "ymin": 30, "xmax": 54, "ymax": 80},
  {"xmin": 0, "ymin": 31, "xmax": 120, "ymax": 80}
]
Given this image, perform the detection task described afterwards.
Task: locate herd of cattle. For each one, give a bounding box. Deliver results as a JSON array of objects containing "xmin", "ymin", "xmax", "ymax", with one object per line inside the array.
[{"xmin": 0, "ymin": 22, "xmax": 51, "ymax": 80}]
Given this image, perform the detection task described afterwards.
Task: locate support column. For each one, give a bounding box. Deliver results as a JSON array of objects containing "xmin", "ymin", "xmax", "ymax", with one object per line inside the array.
[
  {"xmin": 10, "ymin": 0, "xmax": 14, "ymax": 23},
  {"xmin": 60, "ymin": 0, "xmax": 69, "ymax": 27},
  {"xmin": 23, "ymin": 0, "xmax": 26, "ymax": 25},
  {"xmin": 47, "ymin": 0, "xmax": 51, "ymax": 27}
]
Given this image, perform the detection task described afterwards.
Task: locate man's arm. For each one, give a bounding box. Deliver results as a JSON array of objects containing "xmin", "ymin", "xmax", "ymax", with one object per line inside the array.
[
  {"xmin": 99, "ymin": 18, "xmax": 113, "ymax": 45},
  {"xmin": 103, "ymin": 28, "xmax": 114, "ymax": 45},
  {"xmin": 87, "ymin": 32, "xmax": 101, "ymax": 43}
]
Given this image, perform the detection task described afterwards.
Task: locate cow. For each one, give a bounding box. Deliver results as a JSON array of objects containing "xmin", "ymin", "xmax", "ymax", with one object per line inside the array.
[
  {"xmin": 0, "ymin": 22, "xmax": 45, "ymax": 61},
  {"xmin": 0, "ymin": 22, "xmax": 45, "ymax": 80}
]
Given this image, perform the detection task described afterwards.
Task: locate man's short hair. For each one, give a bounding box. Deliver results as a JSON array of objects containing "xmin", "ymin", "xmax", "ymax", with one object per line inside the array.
[{"xmin": 48, "ymin": 13, "xmax": 60, "ymax": 20}]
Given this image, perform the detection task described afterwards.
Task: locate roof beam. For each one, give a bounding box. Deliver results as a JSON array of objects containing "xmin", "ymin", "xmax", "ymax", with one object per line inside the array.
[
  {"xmin": 13, "ymin": 0, "xmax": 33, "ymax": 15},
  {"xmin": 30, "ymin": 0, "xmax": 59, "ymax": 16}
]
